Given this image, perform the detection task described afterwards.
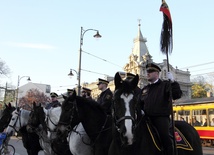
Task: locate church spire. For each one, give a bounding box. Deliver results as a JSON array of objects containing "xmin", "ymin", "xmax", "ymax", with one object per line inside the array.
[
  {"xmin": 132, "ymin": 20, "xmax": 149, "ymax": 62},
  {"xmin": 136, "ymin": 19, "xmax": 144, "ymax": 41}
]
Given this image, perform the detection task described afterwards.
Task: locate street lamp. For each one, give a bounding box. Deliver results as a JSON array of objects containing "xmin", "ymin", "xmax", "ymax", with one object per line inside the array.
[
  {"xmin": 15, "ymin": 75, "xmax": 31, "ymax": 108},
  {"xmin": 68, "ymin": 69, "xmax": 78, "ymax": 79},
  {"xmin": 70, "ymin": 26, "xmax": 101, "ymax": 96}
]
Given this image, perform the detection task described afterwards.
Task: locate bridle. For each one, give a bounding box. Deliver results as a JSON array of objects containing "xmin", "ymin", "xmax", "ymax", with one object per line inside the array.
[
  {"xmin": 57, "ymin": 99, "xmax": 78, "ymax": 133},
  {"xmin": 112, "ymin": 89, "xmax": 141, "ymax": 145},
  {"xmin": 45, "ymin": 108, "xmax": 61, "ymax": 134},
  {"xmin": 8, "ymin": 110, "xmax": 22, "ymax": 133},
  {"xmin": 112, "ymin": 97, "xmax": 138, "ymax": 132}
]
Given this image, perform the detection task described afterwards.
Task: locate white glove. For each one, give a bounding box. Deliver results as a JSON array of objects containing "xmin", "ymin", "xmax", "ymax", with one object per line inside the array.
[
  {"xmin": 167, "ymin": 72, "xmax": 174, "ymax": 82},
  {"xmin": 141, "ymin": 110, "xmax": 145, "ymax": 116}
]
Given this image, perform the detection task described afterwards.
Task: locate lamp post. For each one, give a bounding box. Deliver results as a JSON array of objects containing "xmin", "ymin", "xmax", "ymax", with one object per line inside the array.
[
  {"xmin": 15, "ymin": 75, "xmax": 31, "ymax": 108},
  {"xmin": 70, "ymin": 26, "xmax": 101, "ymax": 96},
  {"xmin": 68, "ymin": 69, "xmax": 78, "ymax": 79}
]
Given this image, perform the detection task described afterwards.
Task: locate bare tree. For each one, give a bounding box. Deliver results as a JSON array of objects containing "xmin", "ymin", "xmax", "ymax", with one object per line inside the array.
[{"xmin": 0, "ymin": 59, "xmax": 10, "ymax": 78}]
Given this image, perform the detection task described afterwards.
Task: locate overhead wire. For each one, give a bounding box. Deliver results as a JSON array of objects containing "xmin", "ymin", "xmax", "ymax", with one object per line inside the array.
[
  {"xmin": 81, "ymin": 49, "xmax": 214, "ymax": 79},
  {"xmin": 179, "ymin": 61, "xmax": 214, "ymax": 69},
  {"xmin": 82, "ymin": 50, "xmax": 124, "ymax": 68}
]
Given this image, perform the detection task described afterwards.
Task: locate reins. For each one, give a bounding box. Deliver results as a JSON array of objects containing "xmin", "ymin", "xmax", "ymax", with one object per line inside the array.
[{"xmin": 8, "ymin": 110, "xmax": 22, "ymax": 134}]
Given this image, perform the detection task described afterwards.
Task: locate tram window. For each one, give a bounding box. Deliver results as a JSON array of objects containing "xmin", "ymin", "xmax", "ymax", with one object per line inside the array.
[
  {"xmin": 208, "ymin": 109, "xmax": 214, "ymax": 114},
  {"xmin": 178, "ymin": 110, "xmax": 190, "ymax": 115},
  {"xmin": 208, "ymin": 108, "xmax": 214, "ymax": 126},
  {"xmin": 192, "ymin": 109, "xmax": 207, "ymax": 126},
  {"xmin": 178, "ymin": 110, "xmax": 190, "ymax": 122}
]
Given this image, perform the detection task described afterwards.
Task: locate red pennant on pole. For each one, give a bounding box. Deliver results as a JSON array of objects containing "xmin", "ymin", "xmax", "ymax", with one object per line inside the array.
[{"xmin": 160, "ymin": 0, "xmax": 173, "ymax": 55}]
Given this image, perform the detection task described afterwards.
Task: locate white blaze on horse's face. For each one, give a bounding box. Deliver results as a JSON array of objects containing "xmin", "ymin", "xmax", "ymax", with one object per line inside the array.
[{"xmin": 121, "ymin": 93, "xmax": 134, "ymax": 145}]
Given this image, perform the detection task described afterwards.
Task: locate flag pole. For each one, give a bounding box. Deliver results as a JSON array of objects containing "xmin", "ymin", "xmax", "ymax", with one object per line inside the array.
[{"xmin": 159, "ymin": 1, "xmax": 177, "ymax": 155}]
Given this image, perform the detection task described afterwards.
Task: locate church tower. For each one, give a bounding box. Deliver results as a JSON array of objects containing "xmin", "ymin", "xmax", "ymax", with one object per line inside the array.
[
  {"xmin": 88, "ymin": 22, "xmax": 192, "ymax": 100},
  {"xmin": 124, "ymin": 22, "xmax": 153, "ymax": 88},
  {"xmin": 123, "ymin": 23, "xmax": 191, "ymax": 99}
]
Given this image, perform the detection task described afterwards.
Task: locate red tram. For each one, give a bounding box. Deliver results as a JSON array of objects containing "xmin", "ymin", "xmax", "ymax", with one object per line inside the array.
[{"xmin": 173, "ymin": 97, "xmax": 214, "ymax": 146}]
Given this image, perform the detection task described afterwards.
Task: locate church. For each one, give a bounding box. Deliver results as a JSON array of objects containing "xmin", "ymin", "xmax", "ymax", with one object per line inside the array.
[{"xmin": 86, "ymin": 23, "xmax": 192, "ymax": 100}]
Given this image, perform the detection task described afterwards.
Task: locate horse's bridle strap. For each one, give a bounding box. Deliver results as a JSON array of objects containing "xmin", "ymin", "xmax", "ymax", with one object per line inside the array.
[{"xmin": 116, "ymin": 116, "xmax": 135, "ymax": 125}]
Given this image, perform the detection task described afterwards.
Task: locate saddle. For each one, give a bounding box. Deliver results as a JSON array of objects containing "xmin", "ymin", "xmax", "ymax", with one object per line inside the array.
[{"xmin": 146, "ymin": 119, "xmax": 193, "ymax": 151}]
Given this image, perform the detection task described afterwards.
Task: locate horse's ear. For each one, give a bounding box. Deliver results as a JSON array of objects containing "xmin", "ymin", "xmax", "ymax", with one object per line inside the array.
[
  {"xmin": 33, "ymin": 102, "xmax": 36, "ymax": 108},
  {"xmin": 8, "ymin": 102, "xmax": 12, "ymax": 108},
  {"xmin": 4, "ymin": 103, "xmax": 8, "ymax": 108},
  {"xmin": 17, "ymin": 107, "xmax": 20, "ymax": 112},
  {"xmin": 114, "ymin": 72, "xmax": 122, "ymax": 90},
  {"xmin": 73, "ymin": 90, "xmax": 77, "ymax": 96},
  {"xmin": 131, "ymin": 74, "xmax": 139, "ymax": 89},
  {"xmin": 62, "ymin": 94, "xmax": 67, "ymax": 100}
]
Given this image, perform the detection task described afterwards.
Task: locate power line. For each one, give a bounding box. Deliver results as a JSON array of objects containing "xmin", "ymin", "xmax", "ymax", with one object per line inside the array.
[
  {"xmin": 191, "ymin": 71, "xmax": 214, "ymax": 77},
  {"xmin": 179, "ymin": 61, "xmax": 214, "ymax": 69},
  {"xmin": 190, "ymin": 67, "xmax": 214, "ymax": 73},
  {"xmin": 81, "ymin": 69, "xmax": 109, "ymax": 76},
  {"xmin": 81, "ymin": 50, "xmax": 214, "ymax": 78},
  {"xmin": 52, "ymin": 85, "xmax": 76, "ymax": 88},
  {"xmin": 82, "ymin": 50, "xmax": 123, "ymax": 69}
]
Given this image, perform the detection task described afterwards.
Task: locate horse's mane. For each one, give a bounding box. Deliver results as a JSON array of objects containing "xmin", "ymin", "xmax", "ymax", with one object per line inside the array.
[
  {"xmin": 12, "ymin": 109, "xmax": 31, "ymax": 118},
  {"xmin": 49, "ymin": 107, "xmax": 61, "ymax": 119},
  {"xmin": 75, "ymin": 96, "xmax": 105, "ymax": 115},
  {"xmin": 18, "ymin": 108, "xmax": 31, "ymax": 118}
]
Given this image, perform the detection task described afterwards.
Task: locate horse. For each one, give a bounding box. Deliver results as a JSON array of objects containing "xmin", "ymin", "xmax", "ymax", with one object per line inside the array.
[
  {"xmin": 29, "ymin": 101, "xmax": 93, "ymax": 155},
  {"xmin": 108, "ymin": 72, "xmax": 203, "ymax": 155},
  {"xmin": 0, "ymin": 103, "xmax": 16, "ymax": 132},
  {"xmin": 27, "ymin": 103, "xmax": 61, "ymax": 155},
  {"xmin": 56, "ymin": 91, "xmax": 112, "ymax": 155},
  {"xmin": 5, "ymin": 107, "xmax": 42, "ymax": 155},
  {"xmin": 52, "ymin": 94, "xmax": 92, "ymax": 155}
]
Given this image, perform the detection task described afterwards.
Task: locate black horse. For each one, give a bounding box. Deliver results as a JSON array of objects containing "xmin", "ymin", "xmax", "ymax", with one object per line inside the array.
[
  {"xmin": 108, "ymin": 72, "xmax": 203, "ymax": 155},
  {"xmin": 0, "ymin": 103, "xmax": 16, "ymax": 132},
  {"xmin": 27, "ymin": 103, "xmax": 72, "ymax": 155},
  {"xmin": 5, "ymin": 107, "xmax": 43, "ymax": 155},
  {"xmin": 56, "ymin": 91, "xmax": 112, "ymax": 155}
]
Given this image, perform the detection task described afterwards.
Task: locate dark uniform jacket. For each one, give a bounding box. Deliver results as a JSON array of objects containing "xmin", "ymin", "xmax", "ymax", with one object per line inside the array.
[
  {"xmin": 97, "ymin": 88, "xmax": 113, "ymax": 114},
  {"xmin": 86, "ymin": 96, "xmax": 93, "ymax": 100},
  {"xmin": 141, "ymin": 79, "xmax": 182, "ymax": 116},
  {"xmin": 45, "ymin": 100, "xmax": 61, "ymax": 109},
  {"xmin": 135, "ymin": 86, "xmax": 142, "ymax": 98}
]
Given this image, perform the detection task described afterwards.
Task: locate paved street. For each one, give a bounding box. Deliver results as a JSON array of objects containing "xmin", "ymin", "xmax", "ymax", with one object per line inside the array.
[
  {"xmin": 8, "ymin": 136, "xmax": 44, "ymax": 155},
  {"xmin": 8, "ymin": 136, "xmax": 214, "ymax": 155}
]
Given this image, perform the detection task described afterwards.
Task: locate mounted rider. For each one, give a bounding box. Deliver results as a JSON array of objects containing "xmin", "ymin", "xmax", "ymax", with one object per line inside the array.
[
  {"xmin": 45, "ymin": 92, "xmax": 61, "ymax": 109},
  {"xmin": 125, "ymin": 72, "xmax": 141, "ymax": 98},
  {"xmin": 81, "ymin": 87, "xmax": 93, "ymax": 100},
  {"xmin": 96, "ymin": 78, "xmax": 113, "ymax": 115},
  {"xmin": 67, "ymin": 89, "xmax": 74, "ymax": 96},
  {"xmin": 140, "ymin": 62, "xmax": 182, "ymax": 155}
]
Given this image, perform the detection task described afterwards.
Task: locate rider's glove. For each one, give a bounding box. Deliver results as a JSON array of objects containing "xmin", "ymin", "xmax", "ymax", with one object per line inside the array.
[{"xmin": 167, "ymin": 72, "xmax": 174, "ymax": 82}]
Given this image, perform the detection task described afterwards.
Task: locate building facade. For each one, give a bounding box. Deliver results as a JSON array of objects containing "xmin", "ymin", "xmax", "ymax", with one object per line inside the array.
[
  {"xmin": 18, "ymin": 82, "xmax": 51, "ymax": 99},
  {"xmin": 86, "ymin": 24, "xmax": 192, "ymax": 100},
  {"xmin": 12, "ymin": 82, "xmax": 51, "ymax": 107}
]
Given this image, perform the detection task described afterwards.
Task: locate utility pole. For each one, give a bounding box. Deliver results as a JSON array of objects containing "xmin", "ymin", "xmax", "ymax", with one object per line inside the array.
[{"xmin": 4, "ymin": 82, "xmax": 7, "ymax": 103}]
